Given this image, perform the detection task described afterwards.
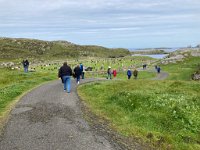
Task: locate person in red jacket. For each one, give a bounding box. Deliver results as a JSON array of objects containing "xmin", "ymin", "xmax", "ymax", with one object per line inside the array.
[{"xmin": 113, "ymin": 69, "xmax": 117, "ymax": 78}]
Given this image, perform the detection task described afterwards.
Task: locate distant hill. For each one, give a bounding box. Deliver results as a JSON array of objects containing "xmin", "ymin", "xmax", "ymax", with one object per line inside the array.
[{"xmin": 0, "ymin": 37, "xmax": 130, "ymax": 60}]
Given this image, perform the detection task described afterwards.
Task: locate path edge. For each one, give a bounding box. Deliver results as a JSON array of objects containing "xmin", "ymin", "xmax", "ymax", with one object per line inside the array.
[{"xmin": 0, "ymin": 79, "xmax": 59, "ymax": 134}]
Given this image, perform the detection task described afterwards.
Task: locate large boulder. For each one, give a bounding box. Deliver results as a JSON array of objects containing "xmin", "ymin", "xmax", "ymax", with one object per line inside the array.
[{"xmin": 192, "ymin": 72, "xmax": 200, "ymax": 80}]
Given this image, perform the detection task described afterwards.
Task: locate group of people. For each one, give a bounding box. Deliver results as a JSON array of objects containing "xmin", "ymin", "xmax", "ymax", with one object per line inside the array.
[
  {"xmin": 57, "ymin": 62, "xmax": 161, "ymax": 93},
  {"xmin": 127, "ymin": 68, "xmax": 138, "ymax": 79},
  {"xmin": 22, "ymin": 59, "xmax": 161, "ymax": 94},
  {"xmin": 107, "ymin": 66, "xmax": 117, "ymax": 79},
  {"xmin": 58, "ymin": 62, "xmax": 84, "ymax": 93},
  {"xmin": 107, "ymin": 67, "xmax": 138, "ymax": 80}
]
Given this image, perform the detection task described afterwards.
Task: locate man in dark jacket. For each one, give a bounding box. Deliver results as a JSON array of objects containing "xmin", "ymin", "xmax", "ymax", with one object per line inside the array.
[
  {"xmin": 22, "ymin": 59, "xmax": 29, "ymax": 73},
  {"xmin": 157, "ymin": 66, "xmax": 161, "ymax": 73},
  {"xmin": 58, "ymin": 62, "xmax": 72, "ymax": 93},
  {"xmin": 74, "ymin": 64, "xmax": 82, "ymax": 84}
]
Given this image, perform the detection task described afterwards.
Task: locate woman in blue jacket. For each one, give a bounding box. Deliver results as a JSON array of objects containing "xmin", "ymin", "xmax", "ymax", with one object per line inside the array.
[{"xmin": 127, "ymin": 69, "xmax": 132, "ymax": 79}]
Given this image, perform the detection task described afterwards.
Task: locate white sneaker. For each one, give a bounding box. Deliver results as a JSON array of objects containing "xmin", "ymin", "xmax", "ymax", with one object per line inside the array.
[{"xmin": 77, "ymin": 81, "xmax": 80, "ymax": 84}]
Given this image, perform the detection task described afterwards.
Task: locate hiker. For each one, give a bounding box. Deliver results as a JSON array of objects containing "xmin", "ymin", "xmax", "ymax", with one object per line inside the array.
[
  {"xmin": 80, "ymin": 63, "xmax": 84, "ymax": 79},
  {"xmin": 155, "ymin": 65, "xmax": 158, "ymax": 70},
  {"xmin": 107, "ymin": 66, "xmax": 112, "ymax": 79},
  {"xmin": 74, "ymin": 64, "xmax": 82, "ymax": 84},
  {"xmin": 143, "ymin": 64, "xmax": 147, "ymax": 70},
  {"xmin": 58, "ymin": 62, "xmax": 72, "ymax": 93},
  {"xmin": 113, "ymin": 69, "xmax": 117, "ymax": 78},
  {"xmin": 127, "ymin": 69, "xmax": 132, "ymax": 79},
  {"xmin": 22, "ymin": 59, "xmax": 29, "ymax": 73},
  {"xmin": 133, "ymin": 68, "xmax": 138, "ymax": 79},
  {"xmin": 157, "ymin": 66, "xmax": 161, "ymax": 73}
]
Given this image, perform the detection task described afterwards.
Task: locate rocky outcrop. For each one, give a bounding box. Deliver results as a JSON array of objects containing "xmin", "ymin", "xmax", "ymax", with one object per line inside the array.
[
  {"xmin": 161, "ymin": 48, "xmax": 200, "ymax": 64},
  {"xmin": 192, "ymin": 72, "xmax": 200, "ymax": 80}
]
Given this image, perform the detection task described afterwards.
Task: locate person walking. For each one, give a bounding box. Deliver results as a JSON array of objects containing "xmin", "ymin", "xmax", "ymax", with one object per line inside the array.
[
  {"xmin": 74, "ymin": 64, "xmax": 82, "ymax": 84},
  {"xmin": 157, "ymin": 66, "xmax": 161, "ymax": 73},
  {"xmin": 127, "ymin": 69, "xmax": 132, "ymax": 79},
  {"xmin": 155, "ymin": 65, "xmax": 158, "ymax": 70},
  {"xmin": 22, "ymin": 59, "xmax": 29, "ymax": 73},
  {"xmin": 143, "ymin": 64, "xmax": 147, "ymax": 70},
  {"xmin": 80, "ymin": 63, "xmax": 84, "ymax": 79},
  {"xmin": 113, "ymin": 69, "xmax": 117, "ymax": 78},
  {"xmin": 133, "ymin": 68, "xmax": 138, "ymax": 79},
  {"xmin": 107, "ymin": 66, "xmax": 112, "ymax": 79},
  {"xmin": 58, "ymin": 62, "xmax": 72, "ymax": 93}
]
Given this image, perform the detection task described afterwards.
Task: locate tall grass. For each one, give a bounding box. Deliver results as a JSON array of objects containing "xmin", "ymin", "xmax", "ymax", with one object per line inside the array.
[{"xmin": 78, "ymin": 80, "xmax": 200, "ymax": 150}]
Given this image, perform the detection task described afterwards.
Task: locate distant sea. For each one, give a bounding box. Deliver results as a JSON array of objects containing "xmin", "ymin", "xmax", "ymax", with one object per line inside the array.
[
  {"xmin": 132, "ymin": 54, "xmax": 168, "ymax": 59},
  {"xmin": 128, "ymin": 47, "xmax": 181, "ymax": 52},
  {"xmin": 129, "ymin": 47, "xmax": 183, "ymax": 59}
]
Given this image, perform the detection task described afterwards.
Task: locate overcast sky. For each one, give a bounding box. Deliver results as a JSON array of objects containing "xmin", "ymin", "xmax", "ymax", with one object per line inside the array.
[{"xmin": 0, "ymin": 0, "xmax": 200, "ymax": 48}]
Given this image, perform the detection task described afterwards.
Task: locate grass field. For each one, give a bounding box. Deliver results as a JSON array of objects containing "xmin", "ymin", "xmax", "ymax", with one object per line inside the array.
[
  {"xmin": 78, "ymin": 80, "xmax": 200, "ymax": 150},
  {"xmin": 161, "ymin": 57, "xmax": 200, "ymax": 80},
  {"xmin": 0, "ymin": 55, "xmax": 199, "ymax": 149},
  {"xmin": 77, "ymin": 56, "xmax": 200, "ymax": 149}
]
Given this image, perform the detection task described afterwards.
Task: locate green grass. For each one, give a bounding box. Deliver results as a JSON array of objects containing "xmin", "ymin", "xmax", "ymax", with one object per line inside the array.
[
  {"xmin": 78, "ymin": 80, "xmax": 200, "ymax": 150},
  {"xmin": 0, "ymin": 53, "xmax": 199, "ymax": 149},
  {"xmin": 0, "ymin": 68, "xmax": 56, "ymax": 117},
  {"xmin": 161, "ymin": 57, "xmax": 200, "ymax": 80}
]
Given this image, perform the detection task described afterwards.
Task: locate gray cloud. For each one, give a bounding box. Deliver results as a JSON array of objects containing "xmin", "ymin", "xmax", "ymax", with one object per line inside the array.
[{"xmin": 0, "ymin": 0, "xmax": 200, "ymax": 48}]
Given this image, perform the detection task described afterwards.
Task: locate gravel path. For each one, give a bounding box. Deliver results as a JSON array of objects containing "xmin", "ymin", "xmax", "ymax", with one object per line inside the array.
[{"xmin": 0, "ymin": 78, "xmax": 123, "ymax": 150}]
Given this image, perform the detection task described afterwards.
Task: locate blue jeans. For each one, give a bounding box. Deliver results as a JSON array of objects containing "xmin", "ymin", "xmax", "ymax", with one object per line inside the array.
[
  {"xmin": 76, "ymin": 75, "xmax": 80, "ymax": 83},
  {"xmin": 62, "ymin": 76, "xmax": 71, "ymax": 92},
  {"xmin": 24, "ymin": 66, "xmax": 28, "ymax": 73}
]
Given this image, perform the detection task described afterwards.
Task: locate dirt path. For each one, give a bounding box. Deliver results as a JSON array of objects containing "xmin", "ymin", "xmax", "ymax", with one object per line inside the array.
[
  {"xmin": 137, "ymin": 67, "xmax": 169, "ymax": 80},
  {"xmin": 152, "ymin": 72, "xmax": 169, "ymax": 80},
  {"xmin": 0, "ymin": 79, "xmax": 124, "ymax": 150}
]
